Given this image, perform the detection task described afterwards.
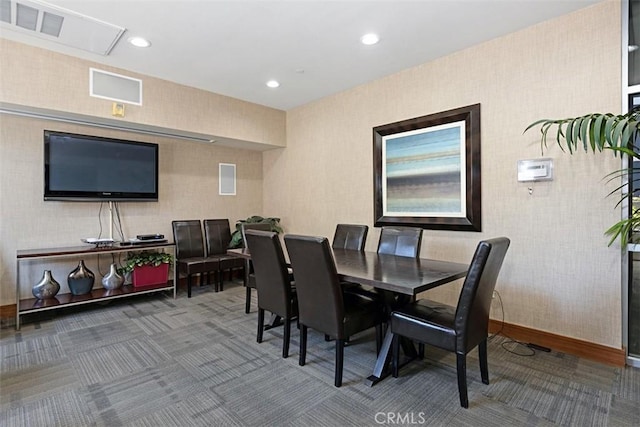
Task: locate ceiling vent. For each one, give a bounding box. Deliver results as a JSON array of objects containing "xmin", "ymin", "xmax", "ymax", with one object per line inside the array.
[{"xmin": 0, "ymin": 0, "xmax": 125, "ymax": 55}]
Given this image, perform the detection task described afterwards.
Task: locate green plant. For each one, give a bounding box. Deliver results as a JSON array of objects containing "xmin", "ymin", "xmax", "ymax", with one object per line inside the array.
[
  {"xmin": 120, "ymin": 250, "xmax": 173, "ymax": 273},
  {"xmin": 229, "ymin": 215, "xmax": 283, "ymax": 248},
  {"xmin": 525, "ymin": 109, "xmax": 640, "ymax": 246}
]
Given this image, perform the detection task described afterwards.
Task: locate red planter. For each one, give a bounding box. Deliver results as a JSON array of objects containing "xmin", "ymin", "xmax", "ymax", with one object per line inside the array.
[{"xmin": 132, "ymin": 263, "xmax": 169, "ymax": 287}]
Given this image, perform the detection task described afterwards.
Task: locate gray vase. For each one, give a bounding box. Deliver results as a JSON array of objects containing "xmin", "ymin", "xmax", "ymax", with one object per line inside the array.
[
  {"xmin": 32, "ymin": 270, "xmax": 60, "ymax": 300},
  {"xmin": 68, "ymin": 260, "xmax": 95, "ymax": 295},
  {"xmin": 102, "ymin": 263, "xmax": 124, "ymax": 290}
]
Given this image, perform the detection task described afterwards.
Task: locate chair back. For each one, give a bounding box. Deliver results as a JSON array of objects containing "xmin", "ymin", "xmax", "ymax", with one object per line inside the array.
[
  {"xmin": 454, "ymin": 237, "xmax": 510, "ymax": 352},
  {"xmin": 240, "ymin": 223, "xmax": 272, "ymax": 248},
  {"xmin": 284, "ymin": 234, "xmax": 345, "ymax": 337},
  {"xmin": 203, "ymin": 219, "xmax": 232, "ymax": 256},
  {"xmin": 332, "ymin": 224, "xmax": 368, "ymax": 251},
  {"xmin": 172, "ymin": 220, "xmax": 205, "ymax": 259},
  {"xmin": 245, "ymin": 230, "xmax": 294, "ymax": 318},
  {"xmin": 377, "ymin": 226, "xmax": 423, "ymax": 258}
]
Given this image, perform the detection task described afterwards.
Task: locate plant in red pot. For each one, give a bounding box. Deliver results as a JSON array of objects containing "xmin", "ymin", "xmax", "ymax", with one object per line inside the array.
[{"xmin": 121, "ymin": 251, "xmax": 173, "ymax": 287}]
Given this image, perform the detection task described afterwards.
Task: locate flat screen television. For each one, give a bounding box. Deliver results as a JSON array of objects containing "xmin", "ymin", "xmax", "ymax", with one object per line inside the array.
[{"xmin": 44, "ymin": 130, "xmax": 159, "ymax": 202}]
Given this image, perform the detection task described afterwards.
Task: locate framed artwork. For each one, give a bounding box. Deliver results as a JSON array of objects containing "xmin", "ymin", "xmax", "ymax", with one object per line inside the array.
[{"xmin": 373, "ymin": 104, "xmax": 481, "ymax": 231}]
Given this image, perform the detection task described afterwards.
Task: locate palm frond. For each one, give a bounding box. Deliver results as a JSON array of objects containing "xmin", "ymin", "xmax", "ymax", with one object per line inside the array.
[{"xmin": 525, "ymin": 109, "xmax": 640, "ymax": 247}]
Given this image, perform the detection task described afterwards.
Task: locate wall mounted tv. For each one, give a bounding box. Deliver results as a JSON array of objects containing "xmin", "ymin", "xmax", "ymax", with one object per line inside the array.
[{"xmin": 44, "ymin": 130, "xmax": 159, "ymax": 202}]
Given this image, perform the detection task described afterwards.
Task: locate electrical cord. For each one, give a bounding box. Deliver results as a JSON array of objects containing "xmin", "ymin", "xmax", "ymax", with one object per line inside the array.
[{"xmin": 489, "ymin": 290, "xmax": 535, "ymax": 357}]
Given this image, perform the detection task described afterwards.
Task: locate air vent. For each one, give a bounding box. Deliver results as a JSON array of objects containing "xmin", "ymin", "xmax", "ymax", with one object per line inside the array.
[
  {"xmin": 0, "ymin": 0, "xmax": 125, "ymax": 55},
  {"xmin": 40, "ymin": 11, "xmax": 63, "ymax": 37},
  {"xmin": 90, "ymin": 68, "xmax": 143, "ymax": 106}
]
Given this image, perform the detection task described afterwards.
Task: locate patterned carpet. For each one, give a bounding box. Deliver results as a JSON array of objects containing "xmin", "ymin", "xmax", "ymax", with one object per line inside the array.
[{"xmin": 1, "ymin": 281, "xmax": 638, "ymax": 426}]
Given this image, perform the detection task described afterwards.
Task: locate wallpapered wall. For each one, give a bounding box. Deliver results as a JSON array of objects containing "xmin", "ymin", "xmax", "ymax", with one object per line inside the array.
[
  {"xmin": 262, "ymin": 1, "xmax": 623, "ymax": 348},
  {"xmin": 0, "ymin": 1, "xmax": 624, "ymax": 349}
]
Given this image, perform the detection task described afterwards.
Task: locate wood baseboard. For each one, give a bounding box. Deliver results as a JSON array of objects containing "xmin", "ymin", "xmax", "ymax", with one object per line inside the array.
[
  {"xmin": 0, "ymin": 303, "xmax": 16, "ymax": 320},
  {"xmin": 1, "ymin": 300, "xmax": 626, "ymax": 366},
  {"xmin": 489, "ymin": 319, "xmax": 626, "ymax": 367}
]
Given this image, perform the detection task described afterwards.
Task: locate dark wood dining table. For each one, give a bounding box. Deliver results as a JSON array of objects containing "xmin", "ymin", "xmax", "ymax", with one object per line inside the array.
[{"xmin": 228, "ymin": 246, "xmax": 468, "ymax": 386}]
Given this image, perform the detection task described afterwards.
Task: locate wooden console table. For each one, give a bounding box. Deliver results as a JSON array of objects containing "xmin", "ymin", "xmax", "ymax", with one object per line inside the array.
[{"xmin": 15, "ymin": 242, "xmax": 177, "ymax": 330}]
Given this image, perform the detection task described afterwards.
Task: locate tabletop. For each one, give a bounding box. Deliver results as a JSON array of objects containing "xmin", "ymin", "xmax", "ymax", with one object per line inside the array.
[{"xmin": 228, "ymin": 247, "xmax": 468, "ymax": 296}]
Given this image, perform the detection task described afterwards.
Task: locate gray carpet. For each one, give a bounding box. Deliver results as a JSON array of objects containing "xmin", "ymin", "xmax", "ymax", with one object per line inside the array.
[{"xmin": 1, "ymin": 281, "xmax": 638, "ymax": 426}]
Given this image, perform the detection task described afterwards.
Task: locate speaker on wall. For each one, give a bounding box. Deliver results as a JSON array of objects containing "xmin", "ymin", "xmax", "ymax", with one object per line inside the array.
[{"xmin": 219, "ymin": 163, "xmax": 236, "ymax": 196}]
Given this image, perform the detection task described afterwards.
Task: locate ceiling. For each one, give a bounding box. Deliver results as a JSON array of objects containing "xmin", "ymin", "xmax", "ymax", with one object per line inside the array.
[{"xmin": 1, "ymin": 0, "xmax": 603, "ymax": 111}]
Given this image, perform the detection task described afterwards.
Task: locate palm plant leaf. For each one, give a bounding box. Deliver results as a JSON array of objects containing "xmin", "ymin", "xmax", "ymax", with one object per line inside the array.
[{"xmin": 524, "ymin": 109, "xmax": 640, "ymax": 246}]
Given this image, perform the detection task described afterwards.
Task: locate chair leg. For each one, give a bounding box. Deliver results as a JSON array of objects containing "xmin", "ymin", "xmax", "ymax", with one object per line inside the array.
[
  {"xmin": 325, "ymin": 334, "xmax": 331, "ymax": 342},
  {"xmin": 375, "ymin": 324, "xmax": 382, "ymax": 355},
  {"xmin": 391, "ymin": 334, "xmax": 400, "ymax": 378},
  {"xmin": 335, "ymin": 339, "xmax": 344, "ymax": 387},
  {"xmin": 299, "ymin": 325, "xmax": 307, "ymax": 366},
  {"xmin": 187, "ymin": 274, "xmax": 192, "ymax": 298},
  {"xmin": 245, "ymin": 287, "xmax": 251, "ymax": 313},
  {"xmin": 219, "ymin": 270, "xmax": 224, "ymax": 292},
  {"xmin": 283, "ymin": 318, "xmax": 291, "ymax": 358},
  {"xmin": 418, "ymin": 343, "xmax": 425, "ymax": 359},
  {"xmin": 479, "ymin": 339, "xmax": 489, "ymax": 385},
  {"xmin": 456, "ymin": 353, "xmax": 469, "ymax": 408},
  {"xmin": 257, "ymin": 308, "xmax": 264, "ymax": 343}
]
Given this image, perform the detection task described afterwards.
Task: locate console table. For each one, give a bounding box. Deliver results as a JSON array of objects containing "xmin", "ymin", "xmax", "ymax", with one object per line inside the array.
[{"xmin": 15, "ymin": 242, "xmax": 177, "ymax": 330}]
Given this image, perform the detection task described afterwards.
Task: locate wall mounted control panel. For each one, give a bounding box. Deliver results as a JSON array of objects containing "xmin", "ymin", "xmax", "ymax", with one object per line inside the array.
[{"xmin": 517, "ymin": 158, "xmax": 553, "ymax": 182}]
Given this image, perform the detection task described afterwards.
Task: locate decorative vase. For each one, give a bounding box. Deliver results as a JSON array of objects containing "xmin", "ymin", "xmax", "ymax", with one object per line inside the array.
[
  {"xmin": 67, "ymin": 260, "xmax": 95, "ymax": 295},
  {"xmin": 32, "ymin": 270, "xmax": 60, "ymax": 300},
  {"xmin": 101, "ymin": 263, "xmax": 124, "ymax": 290}
]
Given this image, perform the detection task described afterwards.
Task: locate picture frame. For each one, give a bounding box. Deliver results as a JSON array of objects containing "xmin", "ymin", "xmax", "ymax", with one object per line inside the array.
[{"xmin": 373, "ymin": 104, "xmax": 481, "ymax": 231}]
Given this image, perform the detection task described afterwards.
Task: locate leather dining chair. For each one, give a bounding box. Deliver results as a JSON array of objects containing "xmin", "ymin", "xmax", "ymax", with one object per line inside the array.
[
  {"xmin": 332, "ymin": 224, "xmax": 368, "ymax": 251},
  {"xmin": 245, "ymin": 229, "xmax": 297, "ymax": 358},
  {"xmin": 241, "ymin": 222, "xmax": 273, "ymax": 313},
  {"xmin": 377, "ymin": 226, "xmax": 423, "ymax": 258},
  {"xmin": 284, "ymin": 234, "xmax": 384, "ymax": 387},
  {"xmin": 389, "ymin": 237, "xmax": 510, "ymax": 408},
  {"xmin": 171, "ymin": 220, "xmax": 219, "ymax": 298},
  {"xmin": 203, "ymin": 219, "xmax": 244, "ymax": 292},
  {"xmin": 333, "ymin": 224, "xmax": 381, "ymax": 303}
]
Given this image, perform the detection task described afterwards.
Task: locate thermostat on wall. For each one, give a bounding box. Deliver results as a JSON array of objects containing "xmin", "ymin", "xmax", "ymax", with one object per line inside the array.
[{"xmin": 517, "ymin": 158, "xmax": 553, "ymax": 182}]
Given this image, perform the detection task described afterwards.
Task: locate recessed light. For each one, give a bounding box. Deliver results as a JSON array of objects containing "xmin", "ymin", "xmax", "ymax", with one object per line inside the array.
[
  {"xmin": 361, "ymin": 33, "xmax": 379, "ymax": 45},
  {"xmin": 266, "ymin": 80, "xmax": 280, "ymax": 88},
  {"xmin": 128, "ymin": 36, "xmax": 151, "ymax": 48}
]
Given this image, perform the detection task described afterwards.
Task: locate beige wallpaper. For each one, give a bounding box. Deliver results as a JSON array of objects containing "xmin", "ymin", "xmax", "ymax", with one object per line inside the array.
[
  {"xmin": 0, "ymin": 39, "xmax": 286, "ymax": 148},
  {"xmin": 0, "ymin": 115, "xmax": 263, "ymax": 301},
  {"xmin": 263, "ymin": 1, "xmax": 623, "ymax": 348}
]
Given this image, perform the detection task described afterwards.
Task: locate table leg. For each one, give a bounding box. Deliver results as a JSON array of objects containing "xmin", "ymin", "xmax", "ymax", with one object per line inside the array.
[{"xmin": 365, "ymin": 292, "xmax": 417, "ymax": 386}]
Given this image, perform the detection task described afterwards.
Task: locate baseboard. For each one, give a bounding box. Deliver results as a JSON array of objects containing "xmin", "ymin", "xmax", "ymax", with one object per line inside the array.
[
  {"xmin": 1, "ymin": 300, "xmax": 626, "ymax": 366},
  {"xmin": 489, "ymin": 319, "xmax": 626, "ymax": 367},
  {"xmin": 0, "ymin": 303, "xmax": 16, "ymax": 320}
]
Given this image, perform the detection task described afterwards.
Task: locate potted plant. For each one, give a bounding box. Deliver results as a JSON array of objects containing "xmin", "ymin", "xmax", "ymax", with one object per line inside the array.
[
  {"xmin": 229, "ymin": 215, "xmax": 283, "ymax": 248},
  {"xmin": 525, "ymin": 109, "xmax": 640, "ymax": 246},
  {"xmin": 120, "ymin": 250, "xmax": 173, "ymax": 287}
]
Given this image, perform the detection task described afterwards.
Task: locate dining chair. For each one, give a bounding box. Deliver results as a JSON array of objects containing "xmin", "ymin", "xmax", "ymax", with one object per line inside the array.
[
  {"xmin": 171, "ymin": 220, "xmax": 219, "ymax": 298},
  {"xmin": 203, "ymin": 219, "xmax": 244, "ymax": 292},
  {"xmin": 245, "ymin": 229, "xmax": 298, "ymax": 358},
  {"xmin": 284, "ymin": 234, "xmax": 384, "ymax": 387},
  {"xmin": 333, "ymin": 224, "xmax": 381, "ymax": 303},
  {"xmin": 241, "ymin": 222, "xmax": 273, "ymax": 313},
  {"xmin": 332, "ymin": 224, "xmax": 368, "ymax": 251},
  {"xmin": 389, "ymin": 237, "xmax": 510, "ymax": 408},
  {"xmin": 377, "ymin": 226, "xmax": 423, "ymax": 258}
]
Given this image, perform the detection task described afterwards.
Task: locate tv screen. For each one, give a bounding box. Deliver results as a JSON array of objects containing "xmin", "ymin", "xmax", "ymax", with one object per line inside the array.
[{"xmin": 44, "ymin": 130, "xmax": 159, "ymax": 202}]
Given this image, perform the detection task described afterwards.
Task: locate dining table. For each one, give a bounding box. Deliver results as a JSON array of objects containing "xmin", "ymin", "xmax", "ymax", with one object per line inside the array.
[{"xmin": 228, "ymin": 246, "xmax": 468, "ymax": 386}]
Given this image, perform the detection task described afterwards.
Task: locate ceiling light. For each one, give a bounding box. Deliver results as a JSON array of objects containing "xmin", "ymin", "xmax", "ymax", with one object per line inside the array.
[
  {"xmin": 361, "ymin": 33, "xmax": 379, "ymax": 45},
  {"xmin": 630, "ymin": 45, "xmax": 639, "ymax": 53},
  {"xmin": 266, "ymin": 80, "xmax": 280, "ymax": 88},
  {"xmin": 128, "ymin": 36, "xmax": 151, "ymax": 48}
]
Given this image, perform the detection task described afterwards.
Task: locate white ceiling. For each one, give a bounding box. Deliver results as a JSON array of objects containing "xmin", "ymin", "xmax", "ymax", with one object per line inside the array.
[{"xmin": 1, "ymin": 0, "xmax": 603, "ymax": 111}]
